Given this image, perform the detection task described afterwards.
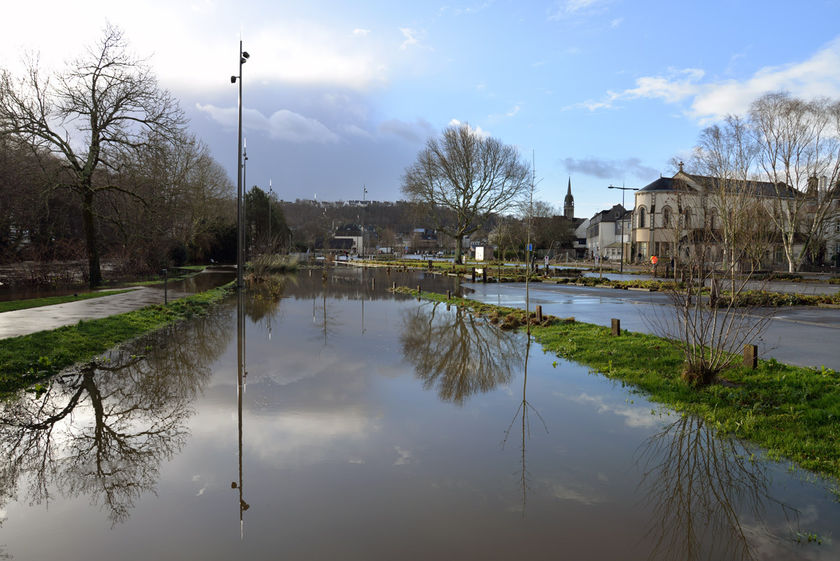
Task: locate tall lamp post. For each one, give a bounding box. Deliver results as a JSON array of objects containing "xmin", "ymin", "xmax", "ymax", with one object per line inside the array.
[
  {"xmin": 231, "ymin": 41, "xmax": 250, "ymax": 289},
  {"xmin": 268, "ymin": 179, "xmax": 272, "ymax": 254},
  {"xmin": 608, "ymin": 184, "xmax": 639, "ymax": 274},
  {"xmin": 361, "ymin": 185, "xmax": 367, "ymax": 258}
]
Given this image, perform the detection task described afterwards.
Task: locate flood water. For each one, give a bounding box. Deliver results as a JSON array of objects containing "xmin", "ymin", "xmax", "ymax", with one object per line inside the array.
[{"xmin": 0, "ymin": 267, "xmax": 837, "ymax": 560}]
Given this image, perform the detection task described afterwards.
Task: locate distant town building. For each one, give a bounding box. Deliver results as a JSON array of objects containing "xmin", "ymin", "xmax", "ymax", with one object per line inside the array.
[{"xmin": 563, "ymin": 178, "xmax": 575, "ymax": 220}]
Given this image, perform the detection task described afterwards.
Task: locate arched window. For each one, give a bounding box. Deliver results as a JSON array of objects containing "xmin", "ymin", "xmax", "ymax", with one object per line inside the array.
[
  {"xmin": 662, "ymin": 206, "xmax": 672, "ymax": 227},
  {"xmin": 683, "ymin": 208, "xmax": 692, "ymax": 229},
  {"xmin": 638, "ymin": 207, "xmax": 646, "ymax": 228}
]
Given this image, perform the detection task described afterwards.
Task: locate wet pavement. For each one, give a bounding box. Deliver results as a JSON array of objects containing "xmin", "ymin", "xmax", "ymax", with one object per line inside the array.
[
  {"xmin": 464, "ymin": 281, "xmax": 840, "ymax": 371},
  {"xmin": 0, "ymin": 271, "xmax": 233, "ymax": 340}
]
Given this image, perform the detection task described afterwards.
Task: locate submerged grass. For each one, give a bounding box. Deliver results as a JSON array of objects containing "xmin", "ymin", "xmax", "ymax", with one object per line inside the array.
[
  {"xmin": 0, "ymin": 289, "xmax": 134, "ymax": 313},
  {"xmin": 0, "ymin": 281, "xmax": 234, "ymax": 395},
  {"xmin": 399, "ymin": 287, "xmax": 840, "ymax": 481}
]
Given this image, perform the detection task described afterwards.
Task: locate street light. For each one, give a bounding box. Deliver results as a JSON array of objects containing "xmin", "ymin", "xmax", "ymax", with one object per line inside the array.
[
  {"xmin": 361, "ymin": 185, "xmax": 367, "ymax": 258},
  {"xmin": 231, "ymin": 41, "xmax": 250, "ymax": 289},
  {"xmin": 608, "ymin": 184, "xmax": 639, "ymax": 274},
  {"xmin": 268, "ymin": 178, "xmax": 272, "ymax": 254}
]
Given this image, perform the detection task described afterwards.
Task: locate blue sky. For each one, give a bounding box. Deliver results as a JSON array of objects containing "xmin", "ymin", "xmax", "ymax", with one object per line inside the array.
[{"xmin": 3, "ymin": 0, "xmax": 840, "ymax": 218}]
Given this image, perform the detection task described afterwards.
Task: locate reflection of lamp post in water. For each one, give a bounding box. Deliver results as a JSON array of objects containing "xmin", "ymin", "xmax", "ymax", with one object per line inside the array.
[
  {"xmin": 608, "ymin": 184, "xmax": 639, "ymax": 274},
  {"xmin": 232, "ymin": 289, "xmax": 249, "ymax": 538}
]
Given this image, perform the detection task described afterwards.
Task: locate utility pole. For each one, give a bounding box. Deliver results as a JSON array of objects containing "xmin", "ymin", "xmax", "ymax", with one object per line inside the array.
[
  {"xmin": 361, "ymin": 185, "xmax": 367, "ymax": 258},
  {"xmin": 231, "ymin": 40, "xmax": 250, "ymax": 289},
  {"xmin": 608, "ymin": 184, "xmax": 639, "ymax": 274}
]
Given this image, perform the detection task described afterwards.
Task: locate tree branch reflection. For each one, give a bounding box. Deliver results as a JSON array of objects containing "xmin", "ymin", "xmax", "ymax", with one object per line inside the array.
[
  {"xmin": 502, "ymin": 337, "xmax": 548, "ymax": 516},
  {"xmin": 637, "ymin": 414, "xmax": 795, "ymax": 561},
  {"xmin": 400, "ymin": 302, "xmax": 524, "ymax": 404},
  {"xmin": 0, "ymin": 310, "xmax": 230, "ymax": 526}
]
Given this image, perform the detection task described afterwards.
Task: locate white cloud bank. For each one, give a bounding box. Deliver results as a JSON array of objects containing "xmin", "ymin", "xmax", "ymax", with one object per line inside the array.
[
  {"xmin": 196, "ymin": 104, "xmax": 340, "ymax": 143},
  {"xmin": 575, "ymin": 37, "xmax": 840, "ymax": 122}
]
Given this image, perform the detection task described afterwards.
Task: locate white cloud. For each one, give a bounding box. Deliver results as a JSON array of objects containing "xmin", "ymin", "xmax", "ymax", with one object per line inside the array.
[
  {"xmin": 448, "ymin": 118, "xmax": 490, "ymax": 138},
  {"xmin": 575, "ymin": 37, "xmax": 840, "ymax": 123},
  {"xmin": 569, "ymin": 392, "xmax": 665, "ymax": 429},
  {"xmin": 0, "ymin": 3, "xmax": 393, "ymax": 94},
  {"xmin": 399, "ymin": 27, "xmax": 421, "ymax": 50},
  {"xmin": 196, "ymin": 103, "xmax": 339, "ymax": 144},
  {"xmin": 393, "ymin": 445, "xmax": 413, "ymax": 466},
  {"xmin": 548, "ymin": 0, "xmax": 610, "ymax": 20}
]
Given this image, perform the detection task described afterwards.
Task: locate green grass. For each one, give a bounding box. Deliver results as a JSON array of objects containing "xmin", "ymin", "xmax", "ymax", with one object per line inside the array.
[
  {"xmin": 0, "ymin": 289, "xmax": 134, "ymax": 313},
  {"xmin": 400, "ymin": 287, "xmax": 840, "ymax": 482},
  {"xmin": 0, "ymin": 281, "xmax": 234, "ymax": 395}
]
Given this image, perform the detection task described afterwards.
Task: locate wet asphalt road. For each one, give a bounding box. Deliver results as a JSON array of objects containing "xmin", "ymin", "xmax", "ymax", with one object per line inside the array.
[{"xmin": 464, "ymin": 281, "xmax": 840, "ymax": 371}]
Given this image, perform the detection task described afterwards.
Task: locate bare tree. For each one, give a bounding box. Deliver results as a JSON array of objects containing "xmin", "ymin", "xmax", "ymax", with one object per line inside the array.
[
  {"xmin": 0, "ymin": 24, "xmax": 185, "ymax": 286},
  {"xmin": 751, "ymin": 93, "xmax": 840, "ymax": 272},
  {"xmin": 401, "ymin": 123, "xmax": 531, "ymax": 263}
]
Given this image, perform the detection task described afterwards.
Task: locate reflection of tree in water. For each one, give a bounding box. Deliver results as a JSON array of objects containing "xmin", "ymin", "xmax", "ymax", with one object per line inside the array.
[
  {"xmin": 637, "ymin": 414, "xmax": 795, "ymax": 561},
  {"xmin": 312, "ymin": 273, "xmax": 341, "ymax": 347},
  {"xmin": 400, "ymin": 301, "xmax": 523, "ymax": 404},
  {"xmin": 245, "ymin": 274, "xmax": 294, "ymax": 324},
  {"xmin": 502, "ymin": 337, "xmax": 547, "ymax": 515},
  {"xmin": 0, "ymin": 310, "xmax": 230, "ymax": 527}
]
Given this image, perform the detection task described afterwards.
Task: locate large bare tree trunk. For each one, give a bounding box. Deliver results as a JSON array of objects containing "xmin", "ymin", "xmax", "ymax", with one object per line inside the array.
[{"xmin": 82, "ymin": 189, "xmax": 102, "ymax": 287}]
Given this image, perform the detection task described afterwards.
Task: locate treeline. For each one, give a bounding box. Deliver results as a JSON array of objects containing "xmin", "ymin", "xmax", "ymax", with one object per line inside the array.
[{"xmin": 0, "ymin": 26, "xmax": 241, "ymax": 285}]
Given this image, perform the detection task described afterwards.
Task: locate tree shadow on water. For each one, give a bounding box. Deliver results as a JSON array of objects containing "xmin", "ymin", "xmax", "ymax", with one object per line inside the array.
[
  {"xmin": 0, "ymin": 310, "xmax": 230, "ymax": 527},
  {"xmin": 636, "ymin": 413, "xmax": 799, "ymax": 561},
  {"xmin": 400, "ymin": 301, "xmax": 524, "ymax": 405}
]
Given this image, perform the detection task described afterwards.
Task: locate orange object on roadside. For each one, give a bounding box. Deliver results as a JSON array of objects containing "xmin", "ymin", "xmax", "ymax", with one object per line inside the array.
[{"xmin": 650, "ymin": 255, "xmax": 658, "ymax": 265}]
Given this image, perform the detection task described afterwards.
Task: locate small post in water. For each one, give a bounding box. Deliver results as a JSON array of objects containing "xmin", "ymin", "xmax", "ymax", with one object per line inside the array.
[{"xmin": 536, "ymin": 305, "xmax": 543, "ymax": 323}]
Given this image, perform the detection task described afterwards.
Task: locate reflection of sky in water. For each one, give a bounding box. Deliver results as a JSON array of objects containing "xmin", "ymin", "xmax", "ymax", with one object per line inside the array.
[{"xmin": 0, "ymin": 269, "xmax": 838, "ymax": 560}]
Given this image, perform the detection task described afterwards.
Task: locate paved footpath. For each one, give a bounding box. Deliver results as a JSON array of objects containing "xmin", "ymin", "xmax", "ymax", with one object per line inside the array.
[{"xmin": 1, "ymin": 284, "xmax": 201, "ymax": 340}]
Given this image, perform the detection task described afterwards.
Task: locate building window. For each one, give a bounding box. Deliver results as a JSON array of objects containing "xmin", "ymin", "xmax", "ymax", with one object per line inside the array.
[
  {"xmin": 662, "ymin": 206, "xmax": 672, "ymax": 227},
  {"xmin": 638, "ymin": 207, "xmax": 646, "ymax": 228}
]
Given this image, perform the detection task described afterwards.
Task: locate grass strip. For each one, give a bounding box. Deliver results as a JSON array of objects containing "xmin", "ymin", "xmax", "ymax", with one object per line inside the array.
[
  {"xmin": 398, "ymin": 287, "xmax": 840, "ymax": 482},
  {"xmin": 0, "ymin": 289, "xmax": 134, "ymax": 313},
  {"xmin": 0, "ymin": 281, "xmax": 235, "ymax": 395}
]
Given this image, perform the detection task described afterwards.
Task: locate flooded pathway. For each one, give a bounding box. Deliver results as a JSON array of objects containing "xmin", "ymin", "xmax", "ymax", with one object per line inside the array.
[{"xmin": 0, "ymin": 268, "xmax": 837, "ymax": 560}]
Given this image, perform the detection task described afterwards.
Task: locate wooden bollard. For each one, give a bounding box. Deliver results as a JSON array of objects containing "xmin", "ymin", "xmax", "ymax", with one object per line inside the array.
[
  {"xmin": 392, "ymin": 282, "xmax": 396, "ymax": 290},
  {"xmin": 471, "ymin": 268, "xmax": 476, "ymax": 282},
  {"xmin": 611, "ymin": 318, "xmax": 621, "ymax": 336},
  {"xmin": 482, "ymin": 268, "xmax": 488, "ymax": 283},
  {"xmin": 744, "ymin": 344, "xmax": 758, "ymax": 369},
  {"xmin": 447, "ymin": 290, "xmax": 451, "ymax": 299},
  {"xmin": 536, "ymin": 305, "xmax": 543, "ymax": 322},
  {"xmin": 417, "ymin": 285, "xmax": 421, "ymax": 294},
  {"xmin": 371, "ymin": 278, "xmax": 375, "ymax": 288}
]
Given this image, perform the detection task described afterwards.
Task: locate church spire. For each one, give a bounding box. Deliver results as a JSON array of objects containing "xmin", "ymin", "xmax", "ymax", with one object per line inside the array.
[{"xmin": 563, "ymin": 177, "xmax": 574, "ymax": 220}]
